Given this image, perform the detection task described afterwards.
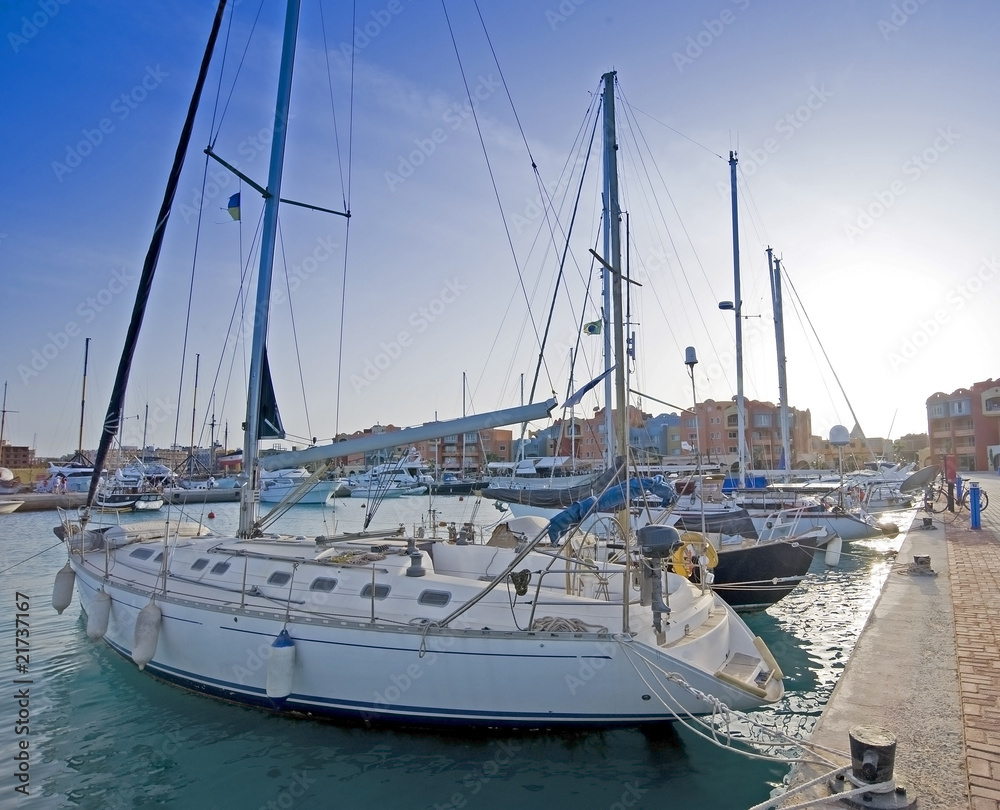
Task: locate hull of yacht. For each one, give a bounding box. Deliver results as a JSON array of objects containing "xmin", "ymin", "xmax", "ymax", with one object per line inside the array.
[
  {"xmin": 348, "ymin": 485, "xmax": 424, "ymax": 498},
  {"xmin": 62, "ymin": 526, "xmax": 783, "ymax": 727},
  {"xmin": 751, "ymin": 511, "xmax": 880, "ymax": 542},
  {"xmin": 132, "ymin": 493, "xmax": 164, "ymax": 511},
  {"xmin": 259, "ymin": 479, "xmax": 341, "ymax": 504},
  {"xmin": 702, "ymin": 532, "xmax": 828, "ymax": 610}
]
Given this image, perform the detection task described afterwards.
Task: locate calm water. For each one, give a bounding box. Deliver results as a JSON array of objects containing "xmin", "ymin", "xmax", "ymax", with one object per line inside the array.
[{"xmin": 0, "ymin": 497, "xmax": 913, "ymax": 809}]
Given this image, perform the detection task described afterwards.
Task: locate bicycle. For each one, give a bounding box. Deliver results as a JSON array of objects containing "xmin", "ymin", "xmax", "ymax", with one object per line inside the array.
[{"xmin": 923, "ymin": 477, "xmax": 989, "ymax": 514}]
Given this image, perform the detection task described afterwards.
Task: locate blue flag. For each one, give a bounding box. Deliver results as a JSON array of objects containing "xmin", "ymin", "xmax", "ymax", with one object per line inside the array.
[
  {"xmin": 564, "ymin": 366, "xmax": 615, "ymax": 408},
  {"xmin": 227, "ymin": 193, "xmax": 241, "ymax": 221}
]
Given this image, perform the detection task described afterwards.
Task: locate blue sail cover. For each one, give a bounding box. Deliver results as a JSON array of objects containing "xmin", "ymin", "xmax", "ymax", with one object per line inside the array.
[{"xmin": 546, "ymin": 477, "xmax": 677, "ymax": 544}]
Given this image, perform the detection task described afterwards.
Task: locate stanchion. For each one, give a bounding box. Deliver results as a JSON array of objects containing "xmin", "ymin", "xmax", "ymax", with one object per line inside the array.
[{"xmin": 970, "ymin": 481, "xmax": 982, "ymax": 530}]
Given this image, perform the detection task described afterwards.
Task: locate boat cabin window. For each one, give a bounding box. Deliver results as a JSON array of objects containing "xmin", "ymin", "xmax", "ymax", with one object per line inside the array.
[
  {"xmin": 267, "ymin": 572, "xmax": 292, "ymax": 586},
  {"xmin": 210, "ymin": 562, "xmax": 231, "ymax": 575},
  {"xmin": 417, "ymin": 590, "xmax": 451, "ymax": 607},
  {"xmin": 129, "ymin": 548, "xmax": 155, "ymax": 560},
  {"xmin": 309, "ymin": 577, "xmax": 337, "ymax": 592},
  {"xmin": 191, "ymin": 559, "xmax": 209, "ymax": 571},
  {"xmin": 360, "ymin": 583, "xmax": 390, "ymax": 600}
]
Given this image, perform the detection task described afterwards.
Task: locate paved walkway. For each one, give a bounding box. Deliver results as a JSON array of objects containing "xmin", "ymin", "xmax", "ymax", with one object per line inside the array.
[
  {"xmin": 776, "ymin": 472, "xmax": 1000, "ymax": 809},
  {"xmin": 948, "ymin": 475, "xmax": 1000, "ymax": 809}
]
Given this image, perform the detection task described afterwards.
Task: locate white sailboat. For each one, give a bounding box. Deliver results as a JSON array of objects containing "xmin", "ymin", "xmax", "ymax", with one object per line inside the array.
[{"xmin": 52, "ymin": 6, "xmax": 782, "ymax": 727}]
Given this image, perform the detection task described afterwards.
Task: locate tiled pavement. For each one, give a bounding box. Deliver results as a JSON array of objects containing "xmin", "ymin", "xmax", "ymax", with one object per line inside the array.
[{"xmin": 947, "ymin": 474, "xmax": 1000, "ymax": 810}]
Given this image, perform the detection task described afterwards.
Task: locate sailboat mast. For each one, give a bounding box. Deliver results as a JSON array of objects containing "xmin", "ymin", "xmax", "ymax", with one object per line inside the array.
[
  {"xmin": 239, "ymin": 0, "xmax": 302, "ymax": 538},
  {"xmin": 0, "ymin": 382, "xmax": 7, "ymax": 453},
  {"xmin": 767, "ymin": 248, "xmax": 791, "ymax": 477},
  {"xmin": 141, "ymin": 404, "xmax": 148, "ymax": 462},
  {"xmin": 601, "ymin": 71, "xmax": 627, "ymax": 471},
  {"xmin": 189, "ymin": 352, "xmax": 199, "ymax": 476},
  {"xmin": 729, "ymin": 152, "xmax": 747, "ymax": 483},
  {"xmin": 78, "ymin": 336, "xmax": 90, "ymax": 460}
]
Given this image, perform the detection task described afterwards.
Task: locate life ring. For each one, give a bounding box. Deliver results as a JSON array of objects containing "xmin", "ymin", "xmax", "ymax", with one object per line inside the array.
[{"xmin": 672, "ymin": 532, "xmax": 719, "ymax": 577}]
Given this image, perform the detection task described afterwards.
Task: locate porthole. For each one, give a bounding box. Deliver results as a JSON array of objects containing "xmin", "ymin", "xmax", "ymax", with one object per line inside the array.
[
  {"xmin": 310, "ymin": 578, "xmax": 337, "ymax": 592},
  {"xmin": 360, "ymin": 583, "xmax": 390, "ymax": 600},
  {"xmin": 417, "ymin": 590, "xmax": 451, "ymax": 607}
]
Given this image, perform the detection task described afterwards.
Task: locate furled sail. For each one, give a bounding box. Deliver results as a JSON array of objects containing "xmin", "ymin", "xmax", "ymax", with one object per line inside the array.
[{"xmin": 259, "ymin": 347, "xmax": 284, "ymax": 439}]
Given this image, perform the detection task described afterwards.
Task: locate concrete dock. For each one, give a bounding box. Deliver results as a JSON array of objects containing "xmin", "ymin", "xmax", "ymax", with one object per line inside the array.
[{"xmin": 776, "ymin": 473, "xmax": 1000, "ymax": 809}]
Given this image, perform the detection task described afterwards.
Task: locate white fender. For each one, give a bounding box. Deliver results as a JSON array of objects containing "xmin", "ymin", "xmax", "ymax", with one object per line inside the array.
[
  {"xmin": 132, "ymin": 599, "xmax": 162, "ymax": 670},
  {"xmin": 266, "ymin": 629, "xmax": 296, "ymax": 700},
  {"xmin": 86, "ymin": 589, "xmax": 112, "ymax": 639},
  {"xmin": 52, "ymin": 562, "xmax": 76, "ymax": 614},
  {"xmin": 824, "ymin": 536, "xmax": 843, "ymax": 567}
]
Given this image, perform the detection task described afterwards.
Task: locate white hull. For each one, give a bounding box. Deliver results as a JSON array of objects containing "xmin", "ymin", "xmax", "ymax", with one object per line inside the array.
[
  {"xmin": 348, "ymin": 484, "xmax": 424, "ymax": 498},
  {"xmin": 132, "ymin": 495, "xmax": 165, "ymax": 511},
  {"xmin": 259, "ymin": 479, "xmax": 341, "ymax": 504},
  {"xmin": 0, "ymin": 500, "xmax": 23, "ymax": 514},
  {"xmin": 750, "ymin": 511, "xmax": 880, "ymax": 542},
  {"xmin": 63, "ymin": 525, "xmax": 782, "ymax": 727}
]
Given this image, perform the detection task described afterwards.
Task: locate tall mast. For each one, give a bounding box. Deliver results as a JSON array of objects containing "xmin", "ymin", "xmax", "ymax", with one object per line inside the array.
[
  {"xmin": 188, "ymin": 352, "xmax": 200, "ymax": 476},
  {"xmin": 601, "ymin": 71, "xmax": 627, "ymax": 473},
  {"xmin": 141, "ymin": 403, "xmax": 148, "ymax": 462},
  {"xmin": 767, "ymin": 248, "xmax": 791, "ymax": 477},
  {"xmin": 0, "ymin": 382, "xmax": 13, "ymax": 465},
  {"xmin": 0, "ymin": 382, "xmax": 7, "ymax": 452},
  {"xmin": 729, "ymin": 152, "xmax": 747, "ymax": 483},
  {"xmin": 239, "ymin": 0, "xmax": 302, "ymax": 537},
  {"xmin": 78, "ymin": 337, "xmax": 90, "ymax": 462}
]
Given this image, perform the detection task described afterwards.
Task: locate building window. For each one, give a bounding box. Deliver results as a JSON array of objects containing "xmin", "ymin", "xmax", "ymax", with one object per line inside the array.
[
  {"xmin": 949, "ymin": 400, "xmax": 971, "ymax": 416},
  {"xmin": 928, "ymin": 403, "xmax": 946, "ymax": 418},
  {"xmin": 753, "ymin": 413, "xmax": 772, "ymax": 428}
]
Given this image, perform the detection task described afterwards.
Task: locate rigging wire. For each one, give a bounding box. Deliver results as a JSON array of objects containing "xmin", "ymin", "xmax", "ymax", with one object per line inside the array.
[
  {"xmin": 615, "ymin": 82, "xmax": 733, "ymax": 374},
  {"xmin": 209, "ymin": 0, "xmax": 266, "ymax": 145},
  {"xmin": 329, "ymin": 0, "xmax": 357, "ymax": 437},
  {"xmin": 439, "ymin": 0, "xmax": 551, "ymax": 394},
  {"xmin": 276, "ymin": 219, "xmax": 313, "ymax": 440}
]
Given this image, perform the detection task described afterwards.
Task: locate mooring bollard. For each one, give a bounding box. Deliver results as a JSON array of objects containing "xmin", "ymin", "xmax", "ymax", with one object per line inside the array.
[
  {"xmin": 849, "ymin": 726, "xmax": 897, "ymax": 783},
  {"xmin": 970, "ymin": 481, "xmax": 982, "ymax": 530}
]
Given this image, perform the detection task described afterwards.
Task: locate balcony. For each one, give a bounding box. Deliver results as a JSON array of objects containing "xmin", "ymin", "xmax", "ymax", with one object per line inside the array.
[{"xmin": 953, "ymin": 429, "xmax": 975, "ymax": 437}]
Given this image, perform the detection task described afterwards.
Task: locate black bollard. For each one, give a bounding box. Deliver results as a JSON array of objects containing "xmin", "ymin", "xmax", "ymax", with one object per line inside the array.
[{"xmin": 849, "ymin": 726, "xmax": 897, "ymax": 784}]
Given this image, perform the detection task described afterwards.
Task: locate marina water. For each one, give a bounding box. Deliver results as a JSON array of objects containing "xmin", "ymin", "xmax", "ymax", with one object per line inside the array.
[{"xmin": 0, "ymin": 496, "xmax": 913, "ymax": 809}]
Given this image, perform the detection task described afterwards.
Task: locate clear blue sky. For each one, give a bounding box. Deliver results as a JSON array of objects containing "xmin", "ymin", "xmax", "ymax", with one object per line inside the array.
[{"xmin": 3, "ymin": 0, "xmax": 998, "ymax": 458}]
